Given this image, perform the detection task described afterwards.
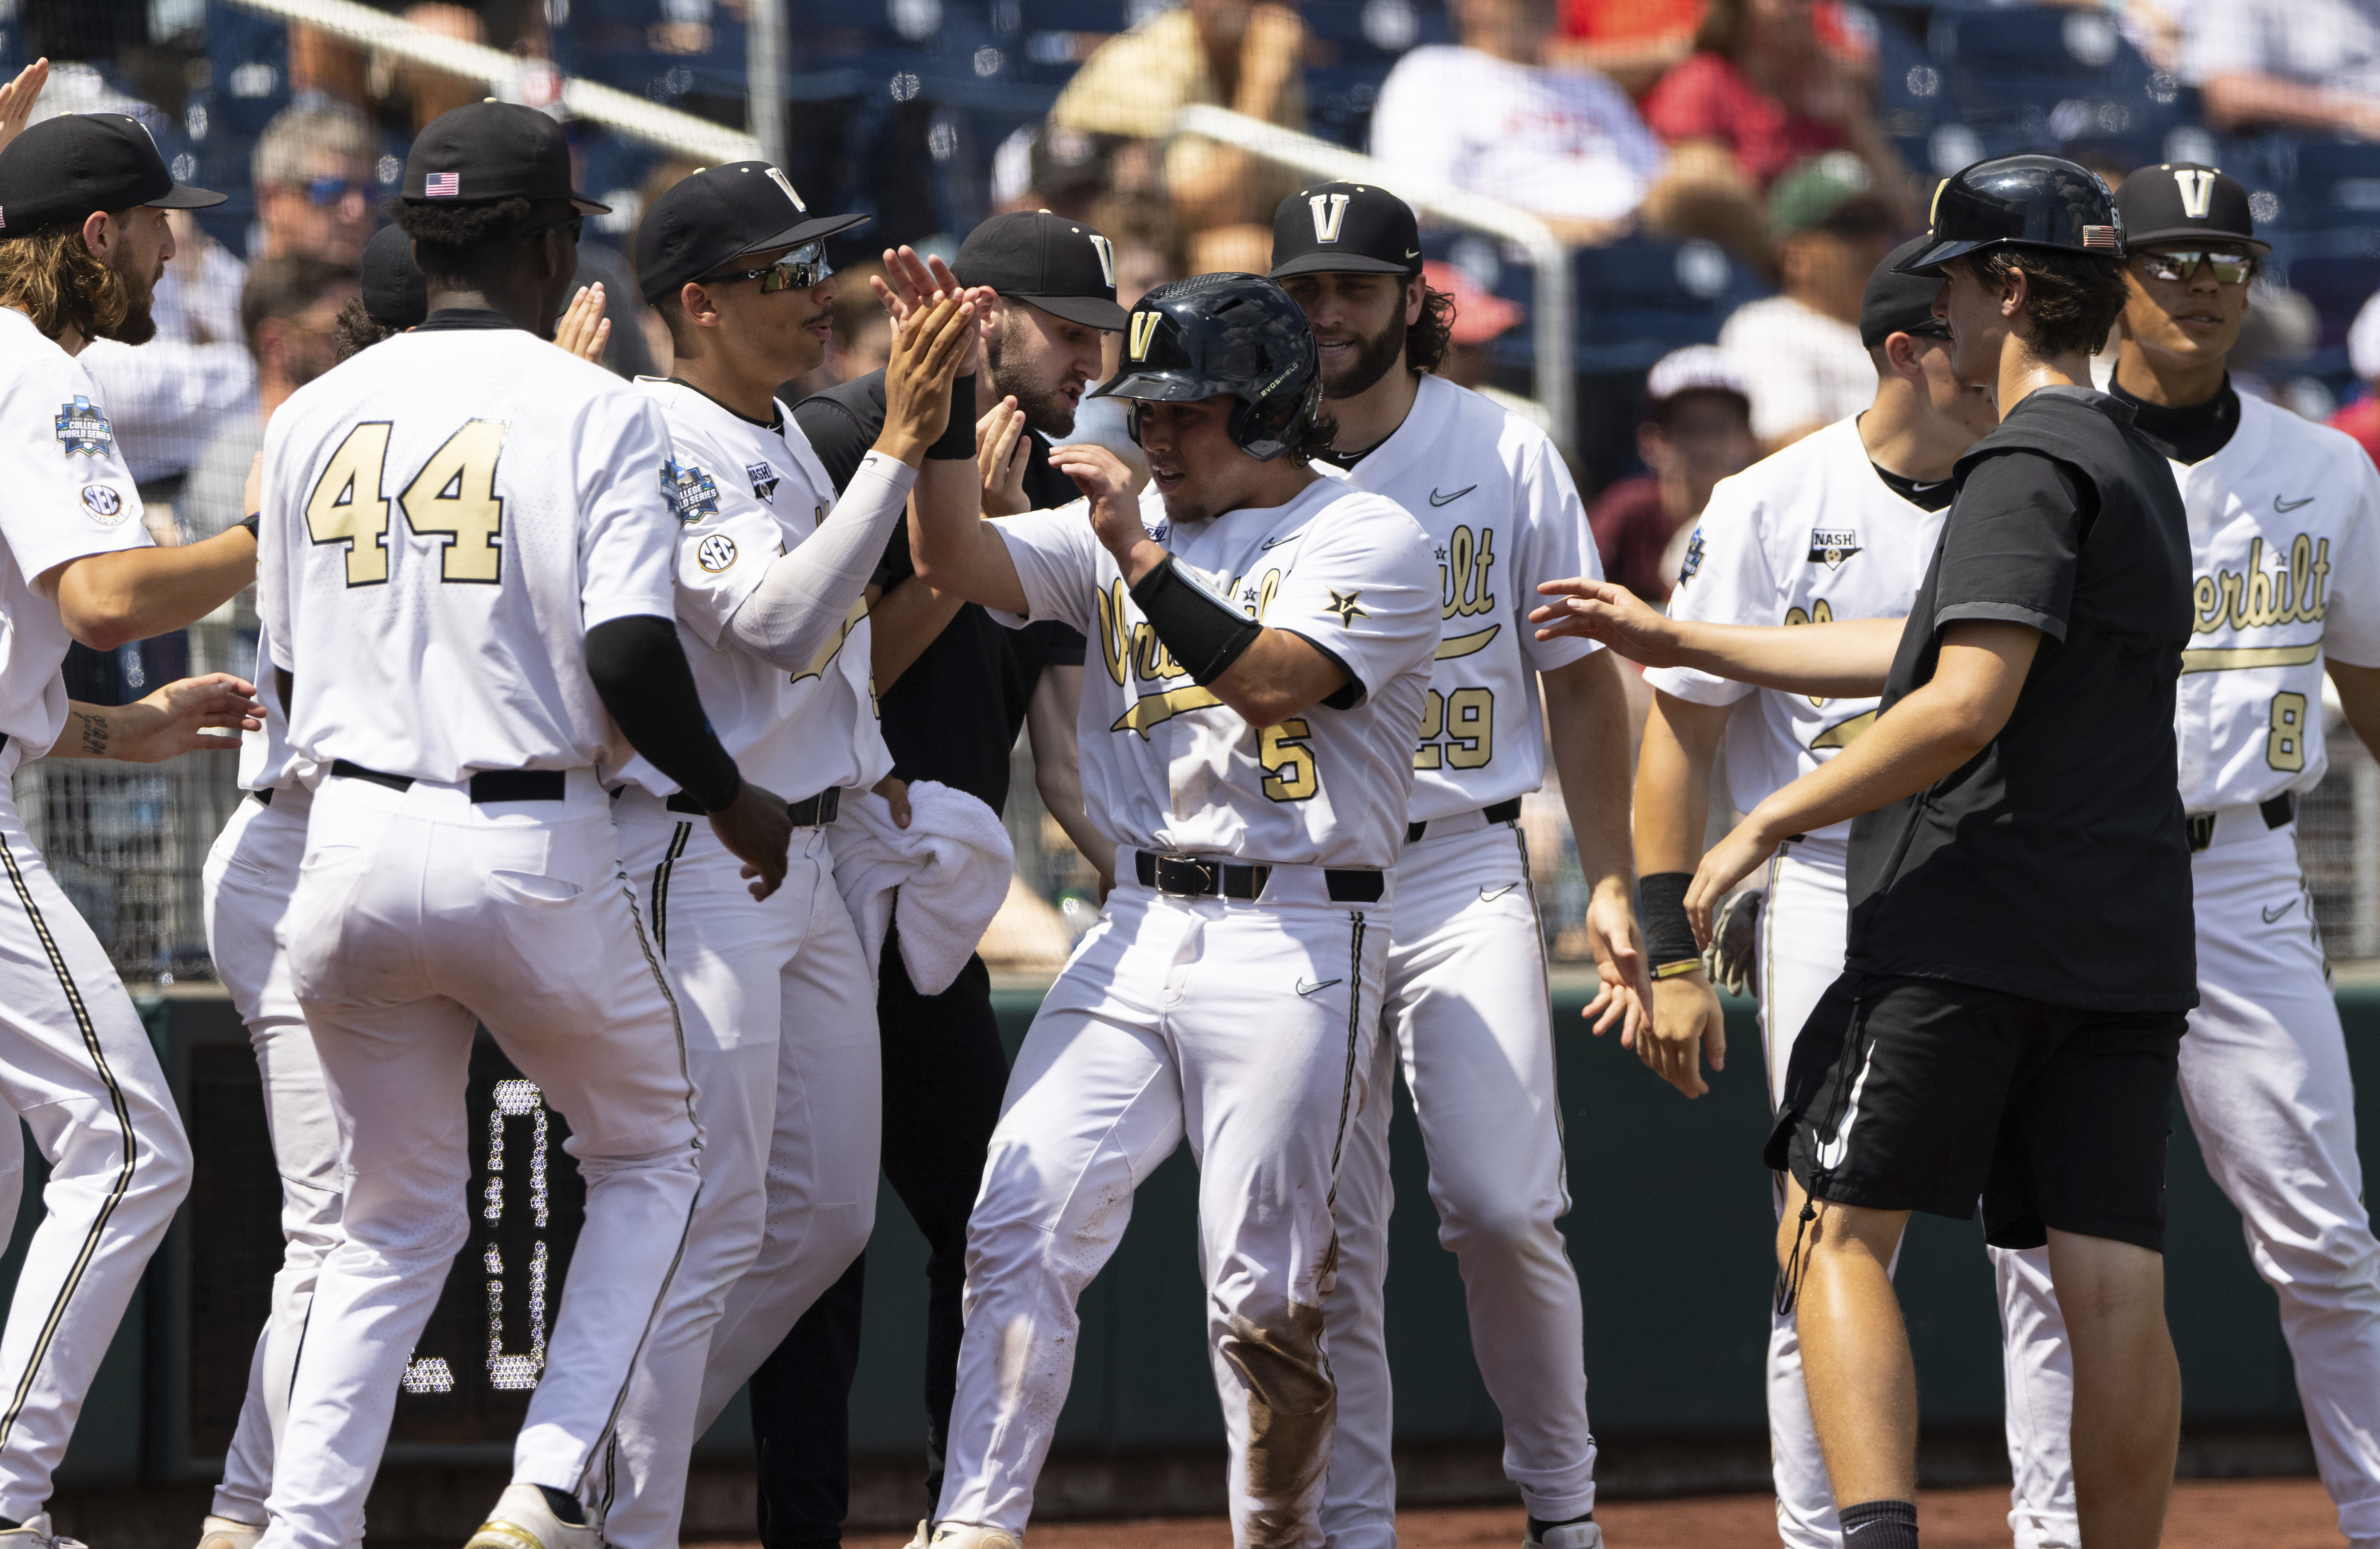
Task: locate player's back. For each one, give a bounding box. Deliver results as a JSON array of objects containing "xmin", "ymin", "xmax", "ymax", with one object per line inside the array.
[{"xmin": 257, "ymin": 324, "xmax": 678, "ymax": 784}]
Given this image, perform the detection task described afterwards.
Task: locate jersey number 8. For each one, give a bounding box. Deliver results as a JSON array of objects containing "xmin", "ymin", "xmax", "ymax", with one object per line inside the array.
[
  {"xmin": 305, "ymin": 420, "xmax": 510, "ymax": 587},
  {"xmin": 2267, "ymin": 690, "xmax": 2308, "ymax": 772}
]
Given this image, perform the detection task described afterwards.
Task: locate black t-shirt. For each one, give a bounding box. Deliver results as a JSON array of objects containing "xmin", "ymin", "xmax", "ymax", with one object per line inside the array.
[
  {"xmin": 2109, "ymin": 373, "xmax": 2240, "ymax": 465},
  {"xmin": 1844, "ymin": 386, "xmax": 2199, "ymax": 1013},
  {"xmin": 787, "ymin": 369, "xmax": 1087, "ymax": 815}
]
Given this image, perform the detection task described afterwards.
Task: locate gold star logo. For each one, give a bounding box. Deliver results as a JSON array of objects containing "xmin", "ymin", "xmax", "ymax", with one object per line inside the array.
[{"xmin": 1326, "ymin": 588, "xmax": 1369, "ymax": 624}]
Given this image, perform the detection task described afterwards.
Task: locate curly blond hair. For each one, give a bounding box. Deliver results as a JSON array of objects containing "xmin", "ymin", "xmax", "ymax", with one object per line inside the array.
[{"xmin": 0, "ymin": 225, "xmax": 134, "ymax": 343}]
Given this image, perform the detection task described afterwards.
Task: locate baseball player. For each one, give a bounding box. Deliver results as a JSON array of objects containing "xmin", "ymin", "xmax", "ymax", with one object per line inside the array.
[
  {"xmin": 251, "ymin": 103, "xmax": 791, "ymax": 1549},
  {"xmin": 1540, "ymin": 155, "xmax": 2199, "ymax": 1547},
  {"xmin": 589, "ymin": 163, "xmax": 979, "ymax": 1549},
  {"xmin": 1260, "ymin": 181, "xmax": 1644, "ymax": 1549},
  {"xmin": 0, "ymin": 113, "xmax": 279, "ymax": 1549},
  {"xmin": 901, "ymin": 273, "xmax": 1439, "ymax": 1549},
  {"xmin": 1983, "ymin": 165, "xmax": 2380, "ymax": 1549},
  {"xmin": 1624, "ymin": 240, "xmax": 2000, "ymax": 1546}
]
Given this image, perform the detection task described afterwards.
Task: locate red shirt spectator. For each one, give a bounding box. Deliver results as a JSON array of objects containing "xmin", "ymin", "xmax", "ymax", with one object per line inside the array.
[{"xmin": 1642, "ymin": 51, "xmax": 1841, "ymax": 186}]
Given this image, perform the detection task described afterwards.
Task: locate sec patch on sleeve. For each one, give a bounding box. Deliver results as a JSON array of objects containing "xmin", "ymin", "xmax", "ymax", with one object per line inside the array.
[
  {"xmin": 696, "ymin": 532, "xmax": 738, "ymax": 572},
  {"xmin": 79, "ymin": 484, "xmax": 130, "ymax": 524}
]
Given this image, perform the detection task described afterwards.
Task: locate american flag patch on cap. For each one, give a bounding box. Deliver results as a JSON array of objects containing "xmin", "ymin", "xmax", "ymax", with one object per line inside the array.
[
  {"xmin": 2082, "ymin": 225, "xmax": 2118, "ymax": 249},
  {"xmin": 424, "ymin": 173, "xmax": 460, "ymax": 197}
]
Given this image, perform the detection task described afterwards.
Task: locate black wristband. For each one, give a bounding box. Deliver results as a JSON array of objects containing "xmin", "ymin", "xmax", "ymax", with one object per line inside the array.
[
  {"xmin": 1638, "ymin": 871, "xmax": 1699, "ymax": 967},
  {"xmin": 1130, "ymin": 556, "xmax": 1262, "ymax": 686},
  {"xmin": 239, "ymin": 512, "xmax": 260, "ymax": 539},
  {"xmin": 927, "ymin": 373, "xmax": 976, "ymax": 460}
]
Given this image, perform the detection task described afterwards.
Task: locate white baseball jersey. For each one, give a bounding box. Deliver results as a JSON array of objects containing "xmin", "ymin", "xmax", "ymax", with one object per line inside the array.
[
  {"xmin": 1645, "ymin": 416, "xmax": 1949, "ymax": 840},
  {"xmin": 1313, "ymin": 373, "xmax": 1602, "ymax": 822},
  {"xmin": 2172, "ymin": 391, "xmax": 2380, "ymax": 810},
  {"xmin": 615, "ymin": 378, "xmax": 891, "ymax": 800},
  {"xmin": 992, "ymin": 477, "xmax": 1438, "ymax": 868},
  {"xmin": 256, "ymin": 325, "xmax": 678, "ymax": 782},
  {"xmin": 0, "ymin": 307, "xmax": 151, "ymax": 771},
  {"xmin": 237, "ymin": 616, "xmax": 314, "ymax": 793}
]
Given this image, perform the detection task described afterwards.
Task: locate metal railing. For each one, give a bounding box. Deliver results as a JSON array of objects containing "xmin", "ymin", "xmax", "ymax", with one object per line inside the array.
[{"xmin": 1170, "ymin": 103, "xmax": 1576, "ymax": 459}]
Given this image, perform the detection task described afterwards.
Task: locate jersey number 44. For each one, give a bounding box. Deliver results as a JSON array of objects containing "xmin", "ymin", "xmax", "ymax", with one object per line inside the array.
[{"xmin": 306, "ymin": 420, "xmax": 509, "ymax": 587}]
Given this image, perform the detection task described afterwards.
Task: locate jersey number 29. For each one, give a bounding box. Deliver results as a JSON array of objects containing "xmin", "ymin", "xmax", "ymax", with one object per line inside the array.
[{"xmin": 305, "ymin": 420, "xmax": 509, "ymax": 587}]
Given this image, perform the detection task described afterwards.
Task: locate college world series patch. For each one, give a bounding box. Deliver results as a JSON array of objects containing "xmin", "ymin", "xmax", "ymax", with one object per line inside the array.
[
  {"xmin": 56, "ymin": 396, "xmax": 114, "ymax": 457},
  {"xmin": 1808, "ymin": 528, "xmax": 1861, "ymax": 569},
  {"xmin": 663, "ymin": 460, "xmax": 720, "ymax": 522}
]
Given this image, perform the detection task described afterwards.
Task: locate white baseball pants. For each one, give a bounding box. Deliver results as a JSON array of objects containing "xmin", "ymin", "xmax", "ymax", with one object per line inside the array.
[
  {"xmin": 257, "ymin": 771, "xmax": 702, "ymax": 1549},
  {"xmin": 934, "ymin": 869, "xmax": 1391, "ymax": 1549},
  {"xmin": 0, "ymin": 782, "xmax": 191, "ymax": 1522},
  {"xmin": 1322, "ymin": 819, "xmax": 1595, "ymax": 1549},
  {"xmin": 597, "ymin": 800, "xmax": 880, "ymax": 1549},
  {"xmin": 1993, "ymin": 820, "xmax": 2380, "ymax": 1549},
  {"xmin": 201, "ymin": 786, "xmax": 346, "ymax": 1527},
  {"xmin": 1753, "ymin": 834, "xmax": 1866, "ymax": 1549}
]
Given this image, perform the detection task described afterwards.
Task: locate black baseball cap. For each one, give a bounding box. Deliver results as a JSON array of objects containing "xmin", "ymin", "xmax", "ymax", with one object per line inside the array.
[
  {"xmin": 1862, "ymin": 236, "xmax": 1952, "ymax": 347},
  {"xmin": 0, "ymin": 113, "xmax": 223, "ymax": 237},
  {"xmin": 953, "ymin": 211, "xmax": 1127, "ymax": 331},
  {"xmin": 361, "ymin": 224, "xmax": 429, "ymax": 328},
  {"xmin": 2116, "ymin": 163, "xmax": 2271, "ymax": 255},
  {"xmin": 1269, "ymin": 181, "xmax": 1422, "ymax": 279},
  {"xmin": 635, "ymin": 161, "xmax": 868, "ymax": 303},
  {"xmin": 404, "ymin": 100, "xmax": 608, "ymax": 215}
]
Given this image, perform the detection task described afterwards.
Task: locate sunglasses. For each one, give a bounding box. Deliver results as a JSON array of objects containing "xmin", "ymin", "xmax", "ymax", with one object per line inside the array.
[
  {"xmin": 2134, "ymin": 248, "xmax": 2256, "ymax": 285},
  {"xmin": 1904, "ymin": 318, "xmax": 1952, "ymax": 339},
  {"xmin": 304, "ymin": 175, "xmax": 367, "ymax": 208},
  {"xmin": 698, "ymin": 241, "xmax": 832, "ymax": 295}
]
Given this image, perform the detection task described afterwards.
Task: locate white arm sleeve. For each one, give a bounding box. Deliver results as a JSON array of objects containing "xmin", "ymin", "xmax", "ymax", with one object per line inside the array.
[{"xmin": 724, "ymin": 449, "xmax": 920, "ymax": 672}]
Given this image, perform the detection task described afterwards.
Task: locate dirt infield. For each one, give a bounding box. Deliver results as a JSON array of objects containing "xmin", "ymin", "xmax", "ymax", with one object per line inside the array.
[{"xmin": 819, "ymin": 1478, "xmax": 2343, "ymax": 1547}]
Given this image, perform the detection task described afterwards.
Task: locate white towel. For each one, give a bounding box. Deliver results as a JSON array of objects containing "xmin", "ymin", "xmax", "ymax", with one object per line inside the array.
[{"xmin": 829, "ymin": 779, "xmax": 1015, "ymax": 994}]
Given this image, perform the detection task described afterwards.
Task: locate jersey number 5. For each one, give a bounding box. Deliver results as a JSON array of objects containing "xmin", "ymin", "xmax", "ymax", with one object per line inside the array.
[
  {"xmin": 1261, "ymin": 719, "xmax": 1320, "ymax": 802},
  {"xmin": 305, "ymin": 420, "xmax": 509, "ymax": 586}
]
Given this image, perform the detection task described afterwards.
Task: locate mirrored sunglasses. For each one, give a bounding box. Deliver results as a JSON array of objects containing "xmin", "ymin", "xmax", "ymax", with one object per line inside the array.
[
  {"xmin": 2134, "ymin": 249, "xmax": 2256, "ymax": 285},
  {"xmin": 700, "ymin": 241, "xmax": 832, "ymax": 295}
]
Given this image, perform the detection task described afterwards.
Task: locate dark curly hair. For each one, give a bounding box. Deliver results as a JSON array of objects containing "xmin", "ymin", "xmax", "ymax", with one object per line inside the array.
[
  {"xmin": 390, "ymin": 195, "xmax": 575, "ymax": 289},
  {"xmin": 1407, "ymin": 283, "xmax": 1455, "ymax": 376},
  {"xmin": 332, "ymin": 295, "xmax": 405, "ymax": 361},
  {"xmin": 1283, "ymin": 401, "xmax": 1340, "ymax": 461},
  {"xmin": 1975, "ymin": 247, "xmax": 2129, "ymax": 358}
]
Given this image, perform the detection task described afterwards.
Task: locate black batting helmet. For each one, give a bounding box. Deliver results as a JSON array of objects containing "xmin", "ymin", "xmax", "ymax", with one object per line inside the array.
[
  {"xmin": 1093, "ymin": 272, "xmax": 1323, "ymax": 462},
  {"xmin": 1895, "ymin": 154, "xmax": 2124, "ymax": 277}
]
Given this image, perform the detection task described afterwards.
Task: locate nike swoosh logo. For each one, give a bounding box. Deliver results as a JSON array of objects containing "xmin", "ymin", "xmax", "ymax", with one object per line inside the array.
[
  {"xmin": 1404, "ymin": 249, "xmax": 1421, "ymax": 258},
  {"xmin": 1429, "ymin": 485, "xmax": 1477, "ymax": 507},
  {"xmin": 2276, "ymin": 495, "xmax": 2316, "ymax": 512},
  {"xmin": 2263, "ymin": 900, "xmax": 2300, "ymax": 923},
  {"xmin": 1295, "ymin": 977, "xmax": 1343, "ymax": 997},
  {"xmin": 1261, "ymin": 529, "xmax": 1306, "ymax": 550},
  {"xmin": 1479, "ymin": 882, "xmax": 1520, "ymax": 901}
]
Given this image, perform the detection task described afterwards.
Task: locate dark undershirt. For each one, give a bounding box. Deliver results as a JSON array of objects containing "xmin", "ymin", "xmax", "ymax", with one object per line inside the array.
[
  {"xmin": 2109, "ymin": 373, "xmax": 2239, "ymax": 465},
  {"xmin": 1312, "ymin": 439, "xmax": 1383, "ymax": 470},
  {"xmin": 412, "ymin": 307, "xmax": 519, "ymax": 332},
  {"xmin": 1870, "ymin": 463, "xmax": 1957, "ymax": 512}
]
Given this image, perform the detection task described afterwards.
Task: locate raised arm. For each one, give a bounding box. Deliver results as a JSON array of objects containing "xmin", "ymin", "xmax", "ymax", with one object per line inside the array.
[
  {"xmin": 1531, "ymin": 575, "xmax": 1904, "ymax": 697},
  {"xmin": 1684, "ymin": 619, "xmax": 2038, "ymax": 937}
]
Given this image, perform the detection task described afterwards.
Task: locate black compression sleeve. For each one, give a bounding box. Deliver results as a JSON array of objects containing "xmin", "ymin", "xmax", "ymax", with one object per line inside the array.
[
  {"xmin": 928, "ymin": 374, "xmax": 977, "ymax": 460},
  {"xmin": 1638, "ymin": 872, "xmax": 1699, "ymax": 966},
  {"xmin": 1130, "ymin": 556, "xmax": 1262, "ymax": 685},
  {"xmin": 584, "ymin": 615, "xmax": 743, "ymax": 811}
]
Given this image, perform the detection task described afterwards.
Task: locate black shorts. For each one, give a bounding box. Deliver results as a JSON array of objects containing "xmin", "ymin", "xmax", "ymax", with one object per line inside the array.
[{"xmin": 1764, "ymin": 973, "xmax": 2185, "ymax": 1252}]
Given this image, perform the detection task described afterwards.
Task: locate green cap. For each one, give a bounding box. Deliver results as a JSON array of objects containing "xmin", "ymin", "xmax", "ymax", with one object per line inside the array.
[{"xmin": 1770, "ymin": 152, "xmax": 1893, "ymax": 237}]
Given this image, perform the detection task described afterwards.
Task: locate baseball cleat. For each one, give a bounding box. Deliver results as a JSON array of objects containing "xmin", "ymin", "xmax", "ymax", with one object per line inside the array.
[
  {"xmin": 1523, "ymin": 1521, "xmax": 1603, "ymax": 1549},
  {"xmin": 926, "ymin": 1525, "xmax": 1023, "ymax": 1549},
  {"xmin": 196, "ymin": 1517, "xmax": 265, "ymax": 1549},
  {"xmin": 463, "ymin": 1485, "xmax": 598, "ymax": 1549},
  {"xmin": 0, "ymin": 1515, "xmax": 88, "ymax": 1549}
]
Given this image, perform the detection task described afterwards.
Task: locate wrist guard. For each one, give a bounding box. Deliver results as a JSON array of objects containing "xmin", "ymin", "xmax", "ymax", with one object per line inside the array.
[
  {"xmin": 1130, "ymin": 556, "xmax": 1262, "ymax": 687},
  {"xmin": 927, "ymin": 373, "xmax": 977, "ymax": 460},
  {"xmin": 1638, "ymin": 870, "xmax": 1699, "ymax": 969}
]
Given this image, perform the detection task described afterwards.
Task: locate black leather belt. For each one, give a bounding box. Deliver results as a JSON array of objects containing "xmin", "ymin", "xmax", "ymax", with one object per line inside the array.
[
  {"xmin": 2185, "ymin": 791, "xmax": 2294, "ymax": 853},
  {"xmin": 666, "ymin": 785, "xmax": 842, "ymax": 826},
  {"xmin": 1407, "ymin": 796, "xmax": 1522, "ymax": 845},
  {"xmin": 1134, "ymin": 850, "xmax": 1385, "ymax": 904},
  {"xmin": 249, "ymin": 788, "xmax": 273, "ymax": 806},
  {"xmin": 331, "ymin": 759, "xmax": 566, "ymax": 803}
]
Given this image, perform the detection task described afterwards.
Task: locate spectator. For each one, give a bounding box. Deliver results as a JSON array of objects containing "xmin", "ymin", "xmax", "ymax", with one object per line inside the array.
[
  {"xmin": 181, "ymin": 255, "xmax": 359, "ymax": 544},
  {"xmin": 1548, "ymin": 0, "xmax": 1701, "ymax": 94},
  {"xmin": 251, "ymin": 101, "xmax": 380, "ymax": 266},
  {"xmin": 2332, "ymin": 288, "xmax": 2380, "ymax": 468},
  {"xmin": 1425, "ymin": 259, "xmax": 1554, "ymax": 435},
  {"xmin": 1049, "ymin": 0, "xmax": 1306, "ymax": 275},
  {"xmin": 1641, "ymin": 0, "xmax": 1901, "ymax": 192},
  {"xmin": 1371, "ymin": 0, "xmax": 1767, "ymax": 260},
  {"xmin": 1717, "ymin": 152, "xmax": 1901, "ymax": 449},
  {"xmin": 2183, "ymin": 0, "xmax": 2380, "ymax": 137},
  {"xmin": 1587, "ymin": 345, "xmax": 1758, "ymax": 600}
]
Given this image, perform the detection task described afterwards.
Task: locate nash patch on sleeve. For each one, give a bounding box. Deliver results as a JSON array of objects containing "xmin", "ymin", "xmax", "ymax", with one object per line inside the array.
[
  {"xmin": 56, "ymin": 396, "xmax": 114, "ymax": 457},
  {"xmin": 747, "ymin": 461, "xmax": 779, "ymax": 503},
  {"xmin": 663, "ymin": 459, "xmax": 720, "ymax": 522}
]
